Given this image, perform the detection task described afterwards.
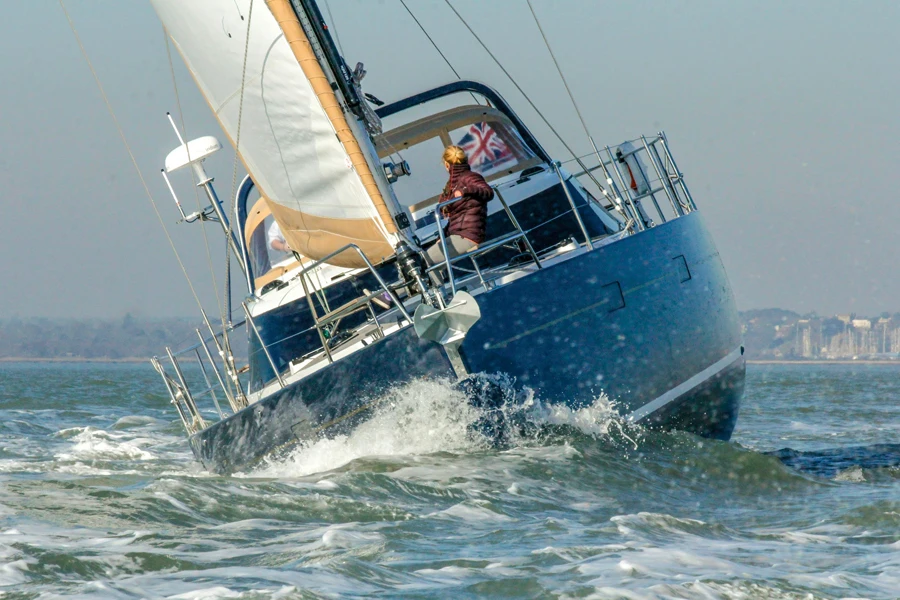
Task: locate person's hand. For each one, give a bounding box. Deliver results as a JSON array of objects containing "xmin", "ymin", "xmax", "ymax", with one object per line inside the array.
[{"xmin": 453, "ymin": 190, "xmax": 463, "ymax": 197}]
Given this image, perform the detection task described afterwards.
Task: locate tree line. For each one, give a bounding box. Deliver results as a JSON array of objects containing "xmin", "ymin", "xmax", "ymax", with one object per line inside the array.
[{"xmin": 0, "ymin": 315, "xmax": 201, "ymax": 359}]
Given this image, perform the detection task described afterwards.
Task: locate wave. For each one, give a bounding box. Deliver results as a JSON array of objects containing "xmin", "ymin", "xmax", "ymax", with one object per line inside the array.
[
  {"xmin": 252, "ymin": 374, "xmax": 634, "ymax": 478},
  {"xmin": 767, "ymin": 443, "xmax": 900, "ymax": 479}
]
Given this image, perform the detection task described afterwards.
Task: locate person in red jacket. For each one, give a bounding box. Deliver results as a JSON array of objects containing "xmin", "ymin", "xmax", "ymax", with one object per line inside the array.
[{"xmin": 425, "ymin": 145, "xmax": 494, "ymax": 267}]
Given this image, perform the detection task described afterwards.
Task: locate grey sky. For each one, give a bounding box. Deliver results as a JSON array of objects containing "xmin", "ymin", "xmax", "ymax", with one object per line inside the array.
[{"xmin": 1, "ymin": 0, "xmax": 897, "ymax": 318}]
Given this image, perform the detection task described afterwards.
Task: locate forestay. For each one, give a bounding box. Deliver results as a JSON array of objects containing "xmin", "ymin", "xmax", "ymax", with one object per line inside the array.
[{"xmin": 151, "ymin": 0, "xmax": 395, "ymax": 268}]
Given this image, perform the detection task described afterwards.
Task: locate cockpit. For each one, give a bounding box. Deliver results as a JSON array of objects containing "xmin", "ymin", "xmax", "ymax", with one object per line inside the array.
[{"xmin": 373, "ymin": 82, "xmax": 621, "ymax": 257}]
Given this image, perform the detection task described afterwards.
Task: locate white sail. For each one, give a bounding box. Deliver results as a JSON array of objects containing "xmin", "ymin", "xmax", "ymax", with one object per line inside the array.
[{"xmin": 151, "ymin": 0, "xmax": 395, "ymax": 267}]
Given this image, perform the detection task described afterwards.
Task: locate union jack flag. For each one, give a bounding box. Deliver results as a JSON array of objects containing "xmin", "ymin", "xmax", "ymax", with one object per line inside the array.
[{"xmin": 456, "ymin": 122, "xmax": 515, "ymax": 174}]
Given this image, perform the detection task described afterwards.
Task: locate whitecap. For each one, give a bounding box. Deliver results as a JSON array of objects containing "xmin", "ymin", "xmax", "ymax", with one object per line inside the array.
[
  {"xmin": 166, "ymin": 586, "xmax": 242, "ymax": 599},
  {"xmin": 430, "ymin": 501, "xmax": 513, "ymax": 523},
  {"xmin": 254, "ymin": 378, "xmax": 483, "ymax": 477},
  {"xmin": 0, "ymin": 558, "xmax": 30, "ymax": 587},
  {"xmin": 320, "ymin": 527, "xmax": 384, "ymax": 549},
  {"xmin": 835, "ymin": 465, "xmax": 867, "ymax": 482},
  {"xmin": 55, "ymin": 427, "xmax": 156, "ymax": 462}
]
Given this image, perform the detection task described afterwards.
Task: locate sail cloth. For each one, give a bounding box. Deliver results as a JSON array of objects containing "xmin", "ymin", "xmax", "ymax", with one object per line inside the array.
[{"xmin": 151, "ymin": 0, "xmax": 396, "ymax": 268}]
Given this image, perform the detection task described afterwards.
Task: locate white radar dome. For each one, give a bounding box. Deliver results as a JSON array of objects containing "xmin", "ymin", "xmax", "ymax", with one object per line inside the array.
[{"xmin": 165, "ymin": 136, "xmax": 223, "ymax": 173}]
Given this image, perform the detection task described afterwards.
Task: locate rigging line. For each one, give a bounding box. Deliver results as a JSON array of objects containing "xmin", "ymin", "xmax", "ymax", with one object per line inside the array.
[
  {"xmin": 164, "ymin": 28, "xmax": 241, "ymax": 405},
  {"xmin": 228, "ymin": 0, "xmax": 256, "ymax": 205},
  {"xmin": 523, "ymin": 1, "xmax": 628, "ymax": 216},
  {"xmin": 322, "ymin": 0, "xmax": 344, "ymax": 57},
  {"xmin": 442, "ymin": 0, "xmax": 599, "ymax": 179},
  {"xmin": 525, "ymin": 0, "xmax": 591, "ymax": 142},
  {"xmin": 225, "ymin": 0, "xmax": 256, "ymax": 324},
  {"xmin": 58, "ymin": 0, "xmax": 207, "ymax": 316},
  {"xmin": 399, "ymin": 0, "xmax": 480, "ymax": 106},
  {"xmin": 220, "ymin": 0, "xmax": 256, "ymax": 396},
  {"xmin": 163, "ymin": 26, "xmax": 225, "ymax": 324}
]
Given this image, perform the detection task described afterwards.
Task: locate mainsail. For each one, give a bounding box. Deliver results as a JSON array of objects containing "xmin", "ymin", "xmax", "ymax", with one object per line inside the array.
[{"xmin": 151, "ymin": 0, "xmax": 397, "ymax": 268}]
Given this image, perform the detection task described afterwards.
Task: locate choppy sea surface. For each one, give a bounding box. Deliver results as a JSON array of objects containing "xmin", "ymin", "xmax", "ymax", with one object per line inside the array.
[{"xmin": 1, "ymin": 362, "xmax": 899, "ymax": 599}]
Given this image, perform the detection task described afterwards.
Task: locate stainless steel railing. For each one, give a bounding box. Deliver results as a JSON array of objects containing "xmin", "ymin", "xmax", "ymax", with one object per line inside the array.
[
  {"xmin": 569, "ymin": 131, "xmax": 696, "ymax": 230},
  {"xmin": 426, "ymin": 186, "xmax": 543, "ymax": 296},
  {"xmin": 152, "ymin": 317, "xmax": 249, "ymax": 435},
  {"xmin": 296, "ymin": 244, "xmax": 413, "ymax": 365}
]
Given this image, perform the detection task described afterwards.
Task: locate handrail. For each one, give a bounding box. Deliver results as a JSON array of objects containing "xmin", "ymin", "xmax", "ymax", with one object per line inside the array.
[
  {"xmin": 566, "ymin": 133, "xmax": 696, "ymax": 228},
  {"xmin": 429, "ymin": 188, "xmax": 542, "ymax": 295},
  {"xmin": 297, "ymin": 243, "xmax": 413, "ymax": 365},
  {"xmin": 167, "ymin": 318, "xmax": 247, "ymax": 359},
  {"xmin": 553, "ymin": 163, "xmax": 593, "ymax": 250},
  {"xmin": 153, "ymin": 313, "xmax": 253, "ymax": 436},
  {"xmin": 297, "ymin": 243, "xmax": 413, "ymax": 323}
]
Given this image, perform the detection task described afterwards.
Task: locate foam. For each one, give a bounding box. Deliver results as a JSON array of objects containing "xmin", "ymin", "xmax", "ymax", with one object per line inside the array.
[
  {"xmin": 254, "ymin": 379, "xmax": 483, "ymax": 478},
  {"xmin": 0, "ymin": 558, "xmax": 30, "ymax": 587},
  {"xmin": 253, "ymin": 376, "xmax": 625, "ymax": 478},
  {"xmin": 55, "ymin": 426, "xmax": 156, "ymax": 462},
  {"xmin": 320, "ymin": 527, "xmax": 384, "ymax": 549},
  {"xmin": 166, "ymin": 586, "xmax": 242, "ymax": 599},
  {"xmin": 430, "ymin": 501, "xmax": 514, "ymax": 523}
]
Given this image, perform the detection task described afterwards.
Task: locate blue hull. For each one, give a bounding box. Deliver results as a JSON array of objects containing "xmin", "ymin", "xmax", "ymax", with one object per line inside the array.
[{"xmin": 190, "ymin": 212, "xmax": 743, "ymax": 474}]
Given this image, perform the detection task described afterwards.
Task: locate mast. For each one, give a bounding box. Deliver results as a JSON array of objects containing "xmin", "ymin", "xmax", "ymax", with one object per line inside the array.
[{"xmin": 293, "ymin": 0, "xmax": 364, "ymax": 119}]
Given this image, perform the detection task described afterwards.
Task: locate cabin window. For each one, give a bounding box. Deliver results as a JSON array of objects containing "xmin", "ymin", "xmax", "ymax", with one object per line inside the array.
[
  {"xmin": 448, "ymin": 120, "xmax": 536, "ymax": 177},
  {"xmin": 247, "ymin": 216, "xmax": 294, "ymax": 276},
  {"xmin": 243, "ymin": 191, "xmax": 301, "ymax": 291},
  {"xmin": 382, "ymin": 118, "xmax": 538, "ymax": 210}
]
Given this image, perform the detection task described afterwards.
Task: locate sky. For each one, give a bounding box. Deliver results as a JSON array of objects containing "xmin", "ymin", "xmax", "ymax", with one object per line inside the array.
[{"xmin": 1, "ymin": 0, "xmax": 898, "ymax": 319}]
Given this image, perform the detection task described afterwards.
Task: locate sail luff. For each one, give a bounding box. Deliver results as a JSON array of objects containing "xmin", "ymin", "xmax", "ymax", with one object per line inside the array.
[{"xmin": 265, "ymin": 0, "xmax": 397, "ymax": 235}]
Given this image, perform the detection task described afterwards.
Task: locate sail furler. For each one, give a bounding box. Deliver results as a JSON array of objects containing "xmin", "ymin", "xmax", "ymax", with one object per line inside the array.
[{"xmin": 151, "ymin": 0, "xmax": 394, "ymax": 268}]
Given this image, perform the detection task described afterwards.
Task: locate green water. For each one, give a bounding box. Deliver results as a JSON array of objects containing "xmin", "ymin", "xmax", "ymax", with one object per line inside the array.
[{"xmin": 0, "ymin": 362, "xmax": 898, "ymax": 598}]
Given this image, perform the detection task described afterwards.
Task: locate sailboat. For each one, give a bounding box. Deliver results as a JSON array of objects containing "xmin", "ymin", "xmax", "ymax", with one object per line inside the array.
[{"xmin": 148, "ymin": 0, "xmax": 745, "ymax": 474}]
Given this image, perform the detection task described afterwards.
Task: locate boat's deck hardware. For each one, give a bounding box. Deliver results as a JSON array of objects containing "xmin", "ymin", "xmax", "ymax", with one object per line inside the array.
[
  {"xmin": 568, "ymin": 132, "xmax": 696, "ymax": 230},
  {"xmin": 414, "ymin": 290, "xmax": 482, "ymax": 378},
  {"xmin": 295, "ymin": 244, "xmax": 413, "ymax": 365},
  {"xmin": 427, "ymin": 185, "xmax": 542, "ymax": 296},
  {"xmin": 151, "ymin": 317, "xmax": 250, "ymax": 435}
]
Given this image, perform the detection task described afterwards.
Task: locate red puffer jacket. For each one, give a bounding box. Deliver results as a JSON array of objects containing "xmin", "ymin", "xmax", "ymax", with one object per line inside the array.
[{"xmin": 440, "ymin": 163, "xmax": 494, "ymax": 244}]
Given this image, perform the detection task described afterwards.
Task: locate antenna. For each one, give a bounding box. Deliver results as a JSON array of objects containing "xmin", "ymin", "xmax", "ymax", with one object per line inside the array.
[{"xmin": 161, "ymin": 113, "xmax": 246, "ymax": 273}]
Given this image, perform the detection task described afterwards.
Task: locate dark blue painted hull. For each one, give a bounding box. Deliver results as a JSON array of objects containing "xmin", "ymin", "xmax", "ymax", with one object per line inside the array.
[
  {"xmin": 191, "ymin": 212, "xmax": 743, "ymax": 474},
  {"xmin": 460, "ymin": 211, "xmax": 744, "ymax": 436}
]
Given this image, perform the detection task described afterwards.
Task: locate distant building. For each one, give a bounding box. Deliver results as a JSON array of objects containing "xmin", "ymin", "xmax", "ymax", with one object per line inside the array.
[{"xmin": 741, "ymin": 309, "xmax": 900, "ymax": 360}]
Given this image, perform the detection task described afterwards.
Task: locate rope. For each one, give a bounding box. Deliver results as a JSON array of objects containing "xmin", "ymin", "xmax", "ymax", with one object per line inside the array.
[
  {"xmin": 163, "ymin": 27, "xmax": 225, "ymax": 324},
  {"xmin": 322, "ymin": 0, "xmax": 345, "ymax": 56},
  {"xmin": 219, "ymin": 0, "xmax": 256, "ymax": 401},
  {"xmin": 58, "ymin": 0, "xmax": 207, "ymax": 316},
  {"xmin": 228, "ymin": 0, "xmax": 255, "ymax": 222},
  {"xmin": 443, "ymin": 0, "xmax": 604, "ymax": 190},
  {"xmin": 525, "ymin": 1, "xmax": 632, "ymax": 223},
  {"xmin": 400, "ymin": 0, "xmax": 481, "ymax": 106},
  {"xmin": 526, "ymin": 0, "xmax": 592, "ymax": 142},
  {"xmin": 400, "ymin": 1, "xmax": 460, "ymax": 80}
]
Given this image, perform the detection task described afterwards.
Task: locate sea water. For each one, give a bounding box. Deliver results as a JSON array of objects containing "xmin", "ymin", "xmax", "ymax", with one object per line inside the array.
[{"xmin": 0, "ymin": 362, "xmax": 898, "ymax": 599}]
